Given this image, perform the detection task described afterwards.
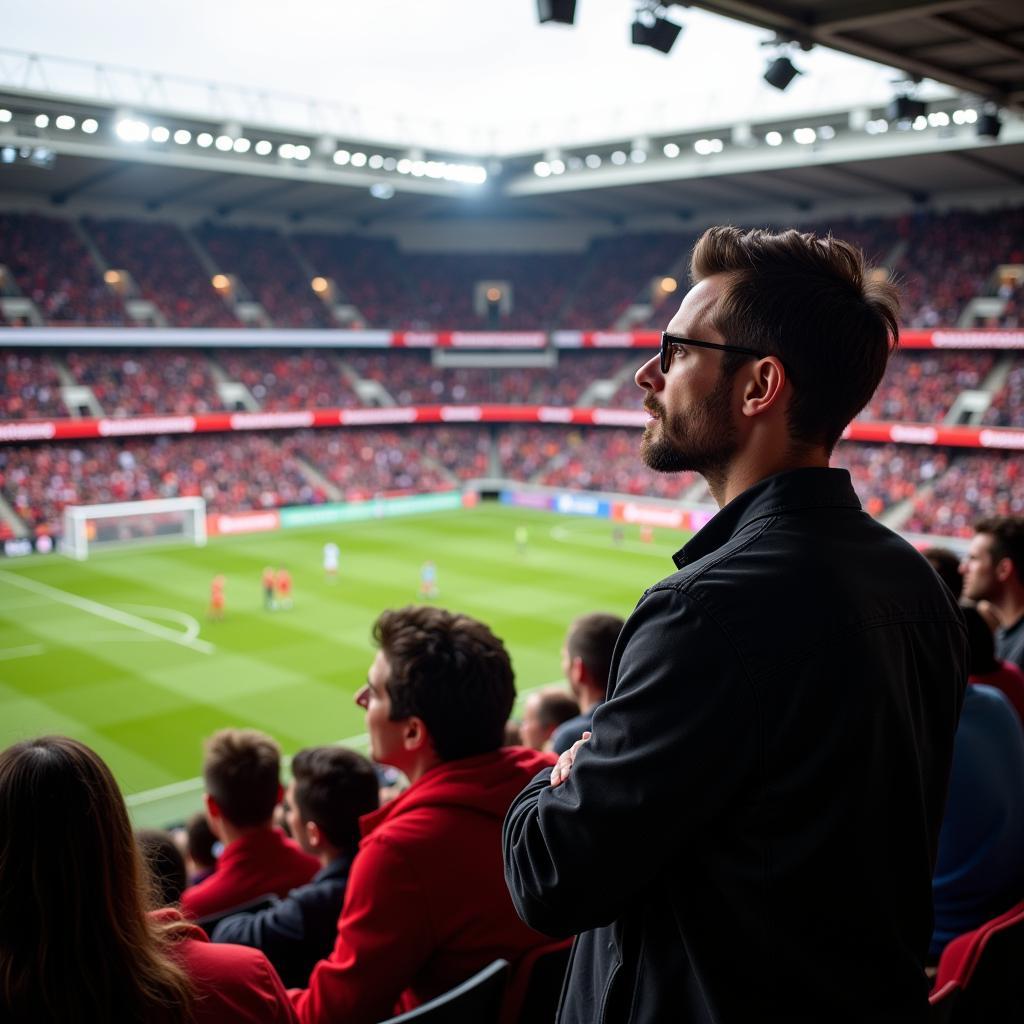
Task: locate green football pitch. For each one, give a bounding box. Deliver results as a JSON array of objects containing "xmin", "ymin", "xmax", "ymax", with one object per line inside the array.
[{"xmin": 0, "ymin": 503, "xmax": 688, "ymax": 826}]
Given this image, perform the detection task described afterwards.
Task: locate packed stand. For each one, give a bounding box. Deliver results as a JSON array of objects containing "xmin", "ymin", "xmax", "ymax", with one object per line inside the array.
[
  {"xmin": 64, "ymin": 348, "xmax": 225, "ymax": 416},
  {"xmin": 289, "ymin": 426, "xmax": 488, "ymax": 499},
  {"xmin": 197, "ymin": 224, "xmax": 333, "ymax": 328},
  {"xmin": 1, "ymin": 350, "xmax": 68, "ymax": 418},
  {"xmin": 84, "ymin": 217, "xmax": 240, "ymax": 327},
  {"xmin": 0, "ymin": 212, "xmax": 126, "ymax": 325},
  {"xmin": 982, "ymin": 359, "xmax": 1024, "ymax": 427},
  {"xmin": 499, "ymin": 425, "xmax": 699, "ymax": 498},
  {"xmin": 344, "ymin": 348, "xmax": 633, "ymax": 405},
  {"xmin": 897, "ymin": 207, "xmax": 1024, "ymax": 328},
  {"xmin": 0, "ymin": 434, "xmax": 323, "ymax": 535},
  {"xmin": 857, "ymin": 351, "xmax": 996, "ymax": 422},
  {"xmin": 902, "ymin": 451, "xmax": 1024, "ymax": 537},
  {"xmin": 216, "ymin": 349, "xmax": 359, "ymax": 410},
  {"xmin": 832, "ymin": 442, "xmax": 950, "ymax": 519}
]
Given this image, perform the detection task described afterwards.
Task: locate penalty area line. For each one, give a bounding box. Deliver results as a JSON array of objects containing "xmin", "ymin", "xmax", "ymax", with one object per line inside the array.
[{"xmin": 0, "ymin": 569, "xmax": 215, "ymax": 656}]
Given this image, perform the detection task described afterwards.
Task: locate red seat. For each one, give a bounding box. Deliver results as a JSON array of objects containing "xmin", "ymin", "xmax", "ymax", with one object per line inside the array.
[{"xmin": 930, "ymin": 898, "xmax": 1024, "ymax": 1021}]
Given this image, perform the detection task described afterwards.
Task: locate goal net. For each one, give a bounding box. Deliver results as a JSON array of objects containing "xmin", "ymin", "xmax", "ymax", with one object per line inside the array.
[{"xmin": 62, "ymin": 496, "xmax": 207, "ymax": 561}]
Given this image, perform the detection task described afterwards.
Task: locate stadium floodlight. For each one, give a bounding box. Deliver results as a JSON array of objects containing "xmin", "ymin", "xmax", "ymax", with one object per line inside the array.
[
  {"xmin": 764, "ymin": 56, "xmax": 800, "ymax": 91},
  {"xmin": 333, "ymin": 149, "xmax": 351, "ymax": 165},
  {"xmin": 537, "ymin": 0, "xmax": 575, "ymax": 25},
  {"xmin": 631, "ymin": 4, "xmax": 683, "ymax": 54},
  {"xmin": 293, "ymin": 144, "xmax": 311, "ymax": 160},
  {"xmin": 610, "ymin": 150, "xmax": 627, "ymax": 165},
  {"xmin": 368, "ymin": 154, "xmax": 384, "ymax": 169},
  {"xmin": 254, "ymin": 139, "xmax": 272, "ymax": 155},
  {"xmin": 196, "ymin": 132, "xmax": 213, "ymax": 148},
  {"xmin": 0, "ymin": 108, "xmax": 11, "ymax": 122},
  {"xmin": 886, "ymin": 96, "xmax": 927, "ymax": 122},
  {"xmin": 35, "ymin": 113, "xmax": 50, "ymax": 128},
  {"xmin": 215, "ymin": 134, "xmax": 233, "ymax": 152},
  {"xmin": 396, "ymin": 157, "xmax": 412, "ymax": 173},
  {"xmin": 150, "ymin": 126, "xmax": 170, "ymax": 143},
  {"xmin": 584, "ymin": 153, "xmax": 602, "ymax": 168},
  {"xmin": 383, "ymin": 156, "xmax": 397, "ymax": 171},
  {"xmin": 278, "ymin": 142, "xmax": 295, "ymax": 158},
  {"xmin": 663, "ymin": 142, "xmax": 680, "ymax": 158},
  {"xmin": 765, "ymin": 130, "xmax": 783, "ymax": 146},
  {"xmin": 116, "ymin": 118, "xmax": 150, "ymax": 142},
  {"xmin": 62, "ymin": 497, "xmax": 207, "ymax": 561},
  {"xmin": 81, "ymin": 117, "xmax": 99, "ymax": 134},
  {"xmin": 630, "ymin": 148, "xmax": 647, "ymax": 163},
  {"xmin": 55, "ymin": 114, "xmax": 75, "ymax": 130},
  {"xmin": 977, "ymin": 111, "xmax": 1002, "ymax": 139},
  {"xmin": 534, "ymin": 161, "xmax": 551, "ymax": 177},
  {"xmin": 793, "ymin": 127, "xmax": 816, "ymax": 145},
  {"xmin": 350, "ymin": 151, "xmax": 367, "ymax": 167},
  {"xmin": 233, "ymin": 137, "xmax": 251, "ymax": 153},
  {"xmin": 173, "ymin": 128, "xmax": 191, "ymax": 144},
  {"xmin": 694, "ymin": 137, "xmax": 722, "ymax": 155},
  {"xmin": 549, "ymin": 158, "xmax": 565, "ymax": 174}
]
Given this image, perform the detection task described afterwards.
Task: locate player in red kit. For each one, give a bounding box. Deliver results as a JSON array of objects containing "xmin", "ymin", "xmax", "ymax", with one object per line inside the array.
[
  {"xmin": 208, "ymin": 574, "xmax": 226, "ymax": 621},
  {"xmin": 275, "ymin": 567, "xmax": 293, "ymax": 610}
]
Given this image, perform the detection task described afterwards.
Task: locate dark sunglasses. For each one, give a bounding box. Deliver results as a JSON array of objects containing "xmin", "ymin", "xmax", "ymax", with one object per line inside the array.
[{"xmin": 660, "ymin": 332, "xmax": 765, "ymax": 375}]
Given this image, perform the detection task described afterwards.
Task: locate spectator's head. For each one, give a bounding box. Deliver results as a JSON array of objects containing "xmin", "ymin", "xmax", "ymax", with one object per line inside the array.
[
  {"xmin": 962, "ymin": 517, "xmax": 1024, "ymax": 608},
  {"xmin": 564, "ymin": 612, "xmax": 624, "ymax": 707},
  {"xmin": 136, "ymin": 828, "xmax": 187, "ymax": 907},
  {"xmin": 202, "ymin": 728, "xmax": 282, "ymax": 837},
  {"xmin": 636, "ymin": 226, "xmax": 899, "ymax": 494},
  {"xmin": 961, "ymin": 603, "xmax": 1000, "ymax": 677},
  {"xmin": 184, "ymin": 810, "xmax": 218, "ymax": 875},
  {"xmin": 0, "ymin": 736, "xmax": 192, "ymax": 1022},
  {"xmin": 519, "ymin": 688, "xmax": 580, "ymax": 750},
  {"xmin": 357, "ymin": 606, "xmax": 515, "ymax": 780},
  {"xmin": 923, "ymin": 547, "xmax": 964, "ymax": 599},
  {"xmin": 285, "ymin": 746, "xmax": 379, "ymax": 860}
]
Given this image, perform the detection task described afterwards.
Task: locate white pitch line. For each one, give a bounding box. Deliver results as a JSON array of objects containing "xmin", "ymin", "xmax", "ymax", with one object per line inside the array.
[
  {"xmin": 124, "ymin": 678, "xmax": 565, "ymax": 808},
  {"xmin": 0, "ymin": 570, "xmax": 215, "ymax": 655},
  {"xmin": 121, "ymin": 605, "xmax": 204, "ymax": 644},
  {"xmin": 0, "ymin": 643, "xmax": 45, "ymax": 661}
]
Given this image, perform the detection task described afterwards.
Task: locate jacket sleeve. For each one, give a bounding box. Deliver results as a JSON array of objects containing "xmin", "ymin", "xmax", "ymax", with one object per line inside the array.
[
  {"xmin": 211, "ymin": 893, "xmax": 301, "ymax": 955},
  {"xmin": 503, "ymin": 585, "xmax": 759, "ymax": 937},
  {"xmin": 289, "ymin": 837, "xmax": 430, "ymax": 1024}
]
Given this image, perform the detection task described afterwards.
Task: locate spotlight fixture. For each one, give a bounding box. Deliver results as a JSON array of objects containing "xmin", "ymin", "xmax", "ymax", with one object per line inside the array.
[
  {"xmin": 886, "ymin": 96, "xmax": 927, "ymax": 122},
  {"xmin": 631, "ymin": 3, "xmax": 682, "ymax": 55},
  {"xmin": 537, "ymin": 0, "xmax": 575, "ymax": 24},
  {"xmin": 977, "ymin": 110, "xmax": 1002, "ymax": 139},
  {"xmin": 763, "ymin": 56, "xmax": 800, "ymax": 92}
]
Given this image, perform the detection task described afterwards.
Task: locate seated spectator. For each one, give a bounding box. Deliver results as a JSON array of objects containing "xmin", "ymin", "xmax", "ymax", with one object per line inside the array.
[
  {"xmin": 181, "ymin": 729, "xmax": 319, "ymax": 921},
  {"xmin": 923, "ymin": 546, "xmax": 964, "ymax": 600},
  {"xmin": 183, "ymin": 810, "xmax": 219, "ymax": 886},
  {"xmin": 212, "ymin": 746, "xmax": 379, "ymax": 988},
  {"xmin": 137, "ymin": 828, "xmax": 188, "ymax": 907},
  {"xmin": 963, "ymin": 604, "xmax": 1024, "ymax": 725},
  {"xmin": 551, "ymin": 612, "xmax": 624, "ymax": 754},
  {"xmin": 290, "ymin": 606, "xmax": 556, "ymax": 1024},
  {"xmin": 0, "ymin": 735, "xmax": 298, "ymax": 1024},
  {"xmin": 931, "ymin": 678, "xmax": 1024, "ymax": 958},
  {"xmin": 961, "ymin": 517, "xmax": 1024, "ymax": 671},
  {"xmin": 519, "ymin": 687, "xmax": 580, "ymax": 751}
]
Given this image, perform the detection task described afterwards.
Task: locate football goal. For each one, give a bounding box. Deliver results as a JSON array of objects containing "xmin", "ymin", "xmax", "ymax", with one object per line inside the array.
[{"xmin": 62, "ymin": 496, "xmax": 207, "ymax": 560}]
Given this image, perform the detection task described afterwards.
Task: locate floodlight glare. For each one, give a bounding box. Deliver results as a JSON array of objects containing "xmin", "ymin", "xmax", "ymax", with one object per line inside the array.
[
  {"xmin": 368, "ymin": 154, "xmax": 384, "ymax": 169},
  {"xmin": 254, "ymin": 140, "xmax": 272, "ymax": 155},
  {"xmin": 537, "ymin": 0, "xmax": 575, "ymax": 24},
  {"xmin": 81, "ymin": 118, "xmax": 99, "ymax": 134},
  {"xmin": 196, "ymin": 132, "xmax": 213, "ymax": 148},
  {"xmin": 55, "ymin": 115, "xmax": 75, "ymax": 130},
  {"xmin": 631, "ymin": 11, "xmax": 682, "ymax": 54},
  {"xmin": 663, "ymin": 142, "xmax": 680, "ymax": 158},
  {"xmin": 350, "ymin": 151, "xmax": 367, "ymax": 167},
  {"xmin": 35, "ymin": 114, "xmax": 50, "ymax": 128},
  {"xmin": 765, "ymin": 131, "xmax": 783, "ymax": 146},
  {"xmin": 764, "ymin": 56, "xmax": 800, "ymax": 91},
  {"xmin": 233, "ymin": 137, "xmax": 251, "ymax": 153},
  {"xmin": 173, "ymin": 129, "xmax": 191, "ymax": 144},
  {"xmin": 150, "ymin": 126, "xmax": 170, "ymax": 143},
  {"xmin": 0, "ymin": 109, "xmax": 11, "ymax": 123}
]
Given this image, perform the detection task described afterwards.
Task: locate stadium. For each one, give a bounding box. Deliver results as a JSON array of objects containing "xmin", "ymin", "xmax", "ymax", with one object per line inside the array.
[{"xmin": 1, "ymin": 0, "xmax": 1023, "ymax": 1020}]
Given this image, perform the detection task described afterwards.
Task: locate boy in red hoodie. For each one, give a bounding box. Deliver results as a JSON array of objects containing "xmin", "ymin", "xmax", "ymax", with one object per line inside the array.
[{"xmin": 290, "ymin": 605, "xmax": 555, "ymax": 1024}]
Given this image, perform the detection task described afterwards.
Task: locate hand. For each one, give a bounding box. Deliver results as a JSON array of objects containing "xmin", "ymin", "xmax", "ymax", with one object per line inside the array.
[{"xmin": 549, "ymin": 732, "xmax": 591, "ymax": 788}]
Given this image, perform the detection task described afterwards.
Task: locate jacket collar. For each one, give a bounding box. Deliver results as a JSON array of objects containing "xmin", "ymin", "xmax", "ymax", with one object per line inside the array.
[{"xmin": 674, "ymin": 467, "xmax": 861, "ymax": 570}]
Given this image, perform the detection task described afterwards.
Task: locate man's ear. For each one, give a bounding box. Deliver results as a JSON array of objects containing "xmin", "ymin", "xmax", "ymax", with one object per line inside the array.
[
  {"xmin": 402, "ymin": 716, "xmax": 430, "ymax": 753},
  {"xmin": 304, "ymin": 819, "xmax": 323, "ymax": 851},
  {"xmin": 995, "ymin": 556, "xmax": 1015, "ymax": 584},
  {"xmin": 740, "ymin": 356, "xmax": 786, "ymax": 419},
  {"xmin": 569, "ymin": 655, "xmax": 586, "ymax": 688}
]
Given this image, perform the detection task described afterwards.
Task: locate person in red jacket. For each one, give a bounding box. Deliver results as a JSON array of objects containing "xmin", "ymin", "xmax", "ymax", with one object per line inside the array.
[
  {"xmin": 0, "ymin": 735, "xmax": 298, "ymax": 1024},
  {"xmin": 182, "ymin": 729, "xmax": 318, "ymax": 921},
  {"xmin": 289, "ymin": 605, "xmax": 556, "ymax": 1024}
]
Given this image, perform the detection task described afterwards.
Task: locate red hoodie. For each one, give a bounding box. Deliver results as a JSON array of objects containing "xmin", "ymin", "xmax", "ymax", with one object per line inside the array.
[{"xmin": 290, "ymin": 746, "xmax": 556, "ymax": 1024}]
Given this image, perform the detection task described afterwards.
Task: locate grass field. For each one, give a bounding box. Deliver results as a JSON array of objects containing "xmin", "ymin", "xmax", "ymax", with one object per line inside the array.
[{"xmin": 0, "ymin": 502, "xmax": 689, "ymax": 825}]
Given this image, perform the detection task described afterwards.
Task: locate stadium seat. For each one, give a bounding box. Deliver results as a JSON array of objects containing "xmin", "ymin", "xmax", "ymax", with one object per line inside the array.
[
  {"xmin": 194, "ymin": 893, "xmax": 277, "ymax": 935},
  {"xmin": 930, "ymin": 897, "xmax": 1024, "ymax": 1021},
  {"xmin": 378, "ymin": 959, "xmax": 509, "ymax": 1024},
  {"xmin": 499, "ymin": 937, "xmax": 573, "ymax": 1024}
]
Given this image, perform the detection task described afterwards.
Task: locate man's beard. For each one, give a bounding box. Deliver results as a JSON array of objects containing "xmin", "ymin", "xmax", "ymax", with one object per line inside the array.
[{"xmin": 640, "ymin": 376, "xmax": 738, "ymax": 481}]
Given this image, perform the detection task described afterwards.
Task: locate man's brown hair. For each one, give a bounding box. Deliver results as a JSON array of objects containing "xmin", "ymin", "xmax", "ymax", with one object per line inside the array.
[
  {"xmin": 691, "ymin": 226, "xmax": 900, "ymax": 452},
  {"xmin": 534, "ymin": 689, "xmax": 581, "ymax": 730},
  {"xmin": 290, "ymin": 746, "xmax": 379, "ymax": 853},
  {"xmin": 567, "ymin": 613, "xmax": 624, "ymax": 697},
  {"xmin": 974, "ymin": 516, "xmax": 1024, "ymax": 578},
  {"xmin": 373, "ymin": 605, "xmax": 515, "ymax": 762},
  {"xmin": 203, "ymin": 728, "xmax": 281, "ymax": 828}
]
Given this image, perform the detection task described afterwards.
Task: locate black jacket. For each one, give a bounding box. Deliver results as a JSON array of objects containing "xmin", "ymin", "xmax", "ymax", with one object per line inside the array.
[
  {"xmin": 211, "ymin": 854, "xmax": 351, "ymax": 989},
  {"xmin": 504, "ymin": 468, "xmax": 967, "ymax": 1023}
]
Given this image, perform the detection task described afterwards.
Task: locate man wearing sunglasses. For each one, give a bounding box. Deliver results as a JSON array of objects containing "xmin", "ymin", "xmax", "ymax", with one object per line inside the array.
[{"xmin": 505, "ymin": 226, "xmax": 967, "ymax": 1023}]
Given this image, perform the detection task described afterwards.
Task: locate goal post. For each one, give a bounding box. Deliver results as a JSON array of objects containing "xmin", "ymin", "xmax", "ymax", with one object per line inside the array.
[{"xmin": 62, "ymin": 497, "xmax": 207, "ymax": 560}]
